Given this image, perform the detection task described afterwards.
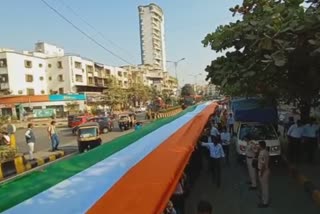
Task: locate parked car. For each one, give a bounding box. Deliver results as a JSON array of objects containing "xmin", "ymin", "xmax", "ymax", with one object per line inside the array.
[
  {"xmin": 71, "ymin": 116, "xmax": 92, "ymax": 135},
  {"xmin": 88, "ymin": 117, "xmax": 114, "ymax": 133}
]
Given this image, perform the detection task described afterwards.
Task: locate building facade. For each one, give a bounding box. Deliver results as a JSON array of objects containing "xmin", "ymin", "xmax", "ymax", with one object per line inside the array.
[{"xmin": 138, "ymin": 3, "xmax": 166, "ymax": 70}]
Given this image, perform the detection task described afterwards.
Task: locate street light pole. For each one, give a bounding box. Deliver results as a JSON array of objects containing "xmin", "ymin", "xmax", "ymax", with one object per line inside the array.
[{"xmin": 167, "ymin": 58, "xmax": 185, "ymax": 88}]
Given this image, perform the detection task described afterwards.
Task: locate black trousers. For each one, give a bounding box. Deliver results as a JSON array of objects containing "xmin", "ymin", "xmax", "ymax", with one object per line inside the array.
[
  {"xmin": 171, "ymin": 194, "xmax": 185, "ymax": 214},
  {"xmin": 229, "ymin": 124, "xmax": 234, "ymax": 135},
  {"xmin": 288, "ymin": 137, "xmax": 301, "ymax": 163},
  {"xmin": 305, "ymin": 137, "xmax": 318, "ymax": 163},
  {"xmin": 210, "ymin": 158, "xmax": 222, "ymax": 187},
  {"xmin": 222, "ymin": 145, "xmax": 230, "ymax": 164}
]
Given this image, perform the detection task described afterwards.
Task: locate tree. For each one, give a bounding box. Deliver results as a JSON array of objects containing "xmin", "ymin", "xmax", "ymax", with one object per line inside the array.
[
  {"xmin": 127, "ymin": 83, "xmax": 150, "ymax": 107},
  {"xmin": 202, "ymin": 0, "xmax": 320, "ymax": 120},
  {"xmin": 181, "ymin": 84, "xmax": 195, "ymax": 97},
  {"xmin": 102, "ymin": 77, "xmax": 127, "ymax": 111}
]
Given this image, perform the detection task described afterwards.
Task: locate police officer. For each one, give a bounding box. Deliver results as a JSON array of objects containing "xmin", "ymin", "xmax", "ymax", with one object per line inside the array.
[
  {"xmin": 257, "ymin": 140, "xmax": 270, "ymax": 208},
  {"xmin": 245, "ymin": 136, "xmax": 258, "ymax": 190}
]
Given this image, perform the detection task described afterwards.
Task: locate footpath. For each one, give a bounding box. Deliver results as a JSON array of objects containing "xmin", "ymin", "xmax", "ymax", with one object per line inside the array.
[{"xmin": 280, "ymin": 136, "xmax": 320, "ymax": 207}]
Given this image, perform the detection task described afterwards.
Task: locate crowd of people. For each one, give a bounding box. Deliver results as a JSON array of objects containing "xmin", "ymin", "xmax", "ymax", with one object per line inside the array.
[
  {"xmin": 285, "ymin": 117, "xmax": 319, "ymax": 164},
  {"xmin": 162, "ymin": 103, "xmax": 274, "ymax": 213}
]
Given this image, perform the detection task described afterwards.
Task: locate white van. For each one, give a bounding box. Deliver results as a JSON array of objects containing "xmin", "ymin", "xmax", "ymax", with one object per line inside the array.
[{"xmin": 235, "ymin": 122, "xmax": 281, "ymax": 162}]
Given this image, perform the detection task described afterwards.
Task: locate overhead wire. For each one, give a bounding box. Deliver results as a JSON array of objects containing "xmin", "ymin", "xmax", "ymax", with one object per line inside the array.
[
  {"xmin": 56, "ymin": 0, "xmax": 138, "ymax": 62},
  {"xmin": 40, "ymin": 0, "xmax": 133, "ymax": 65}
]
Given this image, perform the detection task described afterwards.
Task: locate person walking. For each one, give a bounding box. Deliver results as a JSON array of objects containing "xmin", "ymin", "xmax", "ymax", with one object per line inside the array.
[
  {"xmin": 201, "ymin": 137, "xmax": 225, "ymax": 187},
  {"xmin": 287, "ymin": 120, "xmax": 304, "ymax": 163},
  {"xmin": 220, "ymin": 126, "xmax": 231, "ymax": 165},
  {"xmin": 227, "ymin": 113, "xmax": 235, "ymax": 135},
  {"xmin": 25, "ymin": 123, "xmax": 36, "ymax": 160},
  {"xmin": 257, "ymin": 140, "xmax": 270, "ymax": 208},
  {"xmin": 48, "ymin": 121, "xmax": 60, "ymax": 151},
  {"xmin": 245, "ymin": 136, "xmax": 258, "ymax": 190},
  {"xmin": 302, "ymin": 118, "xmax": 319, "ymax": 163}
]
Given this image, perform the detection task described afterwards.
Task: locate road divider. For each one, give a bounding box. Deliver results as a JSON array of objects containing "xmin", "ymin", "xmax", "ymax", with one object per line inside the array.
[
  {"xmin": 0, "ymin": 151, "xmax": 64, "ymax": 182},
  {"xmin": 154, "ymin": 108, "xmax": 182, "ymax": 119}
]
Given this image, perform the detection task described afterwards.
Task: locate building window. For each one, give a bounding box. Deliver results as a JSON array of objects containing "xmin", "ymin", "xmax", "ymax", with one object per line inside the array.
[
  {"xmin": 24, "ymin": 60, "xmax": 32, "ymax": 68},
  {"xmin": 26, "ymin": 88, "xmax": 35, "ymax": 95},
  {"xmin": 57, "ymin": 61, "xmax": 63, "ymax": 69},
  {"xmin": 39, "ymin": 63, "xmax": 43, "ymax": 68},
  {"xmin": 49, "ymin": 89, "xmax": 53, "ymax": 94},
  {"xmin": 48, "ymin": 63, "xmax": 52, "ymax": 68},
  {"xmin": 123, "ymin": 72, "xmax": 128, "ymax": 77},
  {"xmin": 48, "ymin": 76, "xmax": 52, "ymax": 81},
  {"xmin": 105, "ymin": 69, "xmax": 111, "ymax": 75},
  {"xmin": 58, "ymin": 88, "xmax": 64, "ymax": 94},
  {"xmin": 41, "ymin": 90, "xmax": 45, "ymax": 94},
  {"xmin": 0, "ymin": 59, "xmax": 7, "ymax": 68},
  {"xmin": 58, "ymin": 74, "xmax": 64, "ymax": 82},
  {"xmin": 39, "ymin": 76, "xmax": 44, "ymax": 81},
  {"xmin": 118, "ymin": 71, "xmax": 122, "ymax": 77},
  {"xmin": 118, "ymin": 80, "xmax": 122, "ymax": 86},
  {"xmin": 25, "ymin": 74, "xmax": 33, "ymax": 82},
  {"xmin": 88, "ymin": 77, "xmax": 93, "ymax": 84},
  {"xmin": 75, "ymin": 74, "xmax": 83, "ymax": 82},
  {"xmin": 18, "ymin": 90, "xmax": 23, "ymax": 95},
  {"xmin": 103, "ymin": 79, "xmax": 108, "ymax": 85},
  {"xmin": 75, "ymin": 61, "xmax": 82, "ymax": 69}
]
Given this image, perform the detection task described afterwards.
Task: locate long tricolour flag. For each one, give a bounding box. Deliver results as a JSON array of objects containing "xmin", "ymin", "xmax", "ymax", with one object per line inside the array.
[{"xmin": 1, "ymin": 102, "xmax": 216, "ymax": 214}]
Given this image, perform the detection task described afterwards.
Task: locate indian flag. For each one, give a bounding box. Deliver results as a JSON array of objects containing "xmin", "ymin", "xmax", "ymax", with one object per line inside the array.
[{"xmin": 0, "ymin": 102, "xmax": 217, "ymax": 214}]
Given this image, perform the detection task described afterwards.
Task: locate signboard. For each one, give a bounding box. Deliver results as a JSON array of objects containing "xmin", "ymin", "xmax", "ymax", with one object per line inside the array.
[
  {"xmin": 49, "ymin": 94, "xmax": 86, "ymax": 101},
  {"xmin": 33, "ymin": 109, "xmax": 56, "ymax": 118}
]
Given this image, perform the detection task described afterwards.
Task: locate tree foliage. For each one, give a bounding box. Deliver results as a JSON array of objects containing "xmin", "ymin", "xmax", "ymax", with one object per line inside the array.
[
  {"xmin": 102, "ymin": 77, "xmax": 127, "ymax": 110},
  {"xmin": 181, "ymin": 84, "xmax": 195, "ymax": 97},
  {"xmin": 127, "ymin": 83, "xmax": 151, "ymax": 107},
  {"xmin": 203, "ymin": 0, "xmax": 320, "ymax": 119}
]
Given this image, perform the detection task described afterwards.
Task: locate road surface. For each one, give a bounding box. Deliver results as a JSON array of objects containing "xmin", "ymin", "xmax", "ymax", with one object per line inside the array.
[
  {"xmin": 185, "ymin": 145, "xmax": 320, "ymax": 214},
  {"xmin": 14, "ymin": 113, "xmax": 147, "ymax": 154}
]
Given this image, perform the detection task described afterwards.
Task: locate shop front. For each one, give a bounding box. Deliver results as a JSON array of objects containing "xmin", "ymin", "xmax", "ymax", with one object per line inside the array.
[{"xmin": 0, "ymin": 94, "xmax": 86, "ymax": 119}]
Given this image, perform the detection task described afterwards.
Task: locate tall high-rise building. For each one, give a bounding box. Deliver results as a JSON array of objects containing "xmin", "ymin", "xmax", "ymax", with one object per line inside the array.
[{"xmin": 138, "ymin": 3, "xmax": 166, "ymax": 70}]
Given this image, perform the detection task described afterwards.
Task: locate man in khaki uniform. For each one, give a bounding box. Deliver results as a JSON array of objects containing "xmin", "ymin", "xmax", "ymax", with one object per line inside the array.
[
  {"xmin": 245, "ymin": 136, "xmax": 258, "ymax": 190},
  {"xmin": 257, "ymin": 140, "xmax": 270, "ymax": 208}
]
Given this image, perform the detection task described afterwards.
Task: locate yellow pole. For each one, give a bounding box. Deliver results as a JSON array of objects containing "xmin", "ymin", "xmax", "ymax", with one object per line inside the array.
[{"xmin": 10, "ymin": 134, "xmax": 17, "ymax": 152}]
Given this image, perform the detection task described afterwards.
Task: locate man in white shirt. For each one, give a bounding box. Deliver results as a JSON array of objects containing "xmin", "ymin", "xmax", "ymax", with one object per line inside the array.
[
  {"xmin": 287, "ymin": 120, "xmax": 304, "ymax": 163},
  {"xmin": 201, "ymin": 140, "xmax": 225, "ymax": 187},
  {"xmin": 302, "ymin": 118, "xmax": 319, "ymax": 163},
  {"xmin": 220, "ymin": 126, "xmax": 231, "ymax": 165},
  {"xmin": 210, "ymin": 125, "xmax": 220, "ymax": 142}
]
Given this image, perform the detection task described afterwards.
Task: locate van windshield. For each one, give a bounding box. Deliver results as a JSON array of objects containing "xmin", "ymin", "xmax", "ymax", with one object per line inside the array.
[{"xmin": 239, "ymin": 124, "xmax": 277, "ymax": 140}]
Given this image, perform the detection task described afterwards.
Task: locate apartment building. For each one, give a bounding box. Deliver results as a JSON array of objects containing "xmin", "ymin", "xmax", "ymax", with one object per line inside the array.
[
  {"xmin": 122, "ymin": 64, "xmax": 177, "ymax": 93},
  {"xmin": 0, "ymin": 50, "xmax": 48, "ymax": 96},
  {"xmin": 138, "ymin": 3, "xmax": 166, "ymax": 70}
]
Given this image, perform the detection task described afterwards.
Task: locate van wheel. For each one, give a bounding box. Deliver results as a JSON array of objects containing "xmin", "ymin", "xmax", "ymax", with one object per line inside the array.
[{"xmin": 102, "ymin": 128, "xmax": 109, "ymax": 134}]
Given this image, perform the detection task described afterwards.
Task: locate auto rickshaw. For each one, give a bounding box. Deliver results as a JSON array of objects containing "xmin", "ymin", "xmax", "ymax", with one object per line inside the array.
[
  {"xmin": 118, "ymin": 114, "xmax": 131, "ymax": 131},
  {"xmin": 77, "ymin": 122, "xmax": 102, "ymax": 153}
]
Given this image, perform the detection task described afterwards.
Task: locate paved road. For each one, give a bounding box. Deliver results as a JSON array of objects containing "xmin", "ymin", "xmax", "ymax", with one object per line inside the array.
[
  {"xmin": 185, "ymin": 146, "xmax": 320, "ymax": 214},
  {"xmin": 15, "ymin": 113, "xmax": 147, "ymax": 154}
]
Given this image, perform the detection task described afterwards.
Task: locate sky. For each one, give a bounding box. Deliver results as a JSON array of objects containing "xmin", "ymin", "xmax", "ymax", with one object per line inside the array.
[{"xmin": 0, "ymin": 0, "xmax": 241, "ymax": 86}]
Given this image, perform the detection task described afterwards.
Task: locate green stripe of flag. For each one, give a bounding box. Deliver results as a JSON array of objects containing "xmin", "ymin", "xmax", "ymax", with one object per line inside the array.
[{"xmin": 0, "ymin": 106, "xmax": 196, "ymax": 212}]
